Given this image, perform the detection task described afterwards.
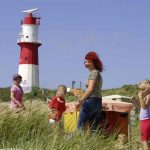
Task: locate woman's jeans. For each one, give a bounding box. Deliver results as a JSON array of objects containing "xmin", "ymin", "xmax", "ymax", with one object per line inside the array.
[{"xmin": 77, "ymin": 97, "xmax": 102, "ymax": 131}]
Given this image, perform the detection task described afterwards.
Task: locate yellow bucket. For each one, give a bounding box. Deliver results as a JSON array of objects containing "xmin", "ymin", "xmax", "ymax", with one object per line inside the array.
[{"xmin": 64, "ymin": 111, "xmax": 79, "ymax": 132}]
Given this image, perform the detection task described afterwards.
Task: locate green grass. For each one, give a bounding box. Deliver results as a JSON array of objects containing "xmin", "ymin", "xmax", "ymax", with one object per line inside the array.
[
  {"xmin": 102, "ymin": 84, "xmax": 139, "ymax": 97},
  {"xmin": 0, "ymin": 85, "xmax": 142, "ymax": 149},
  {"xmin": 0, "ymin": 84, "xmax": 139, "ymax": 102},
  {"xmin": 0, "ymin": 87, "xmax": 77, "ymax": 103},
  {"xmin": 0, "ymin": 100, "xmax": 117, "ymax": 150},
  {"xmin": 0, "ymin": 100, "xmax": 142, "ymax": 150}
]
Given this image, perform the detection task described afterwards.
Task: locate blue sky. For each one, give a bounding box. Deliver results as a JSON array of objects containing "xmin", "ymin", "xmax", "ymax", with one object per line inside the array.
[{"xmin": 0, "ymin": 0, "xmax": 150, "ymax": 90}]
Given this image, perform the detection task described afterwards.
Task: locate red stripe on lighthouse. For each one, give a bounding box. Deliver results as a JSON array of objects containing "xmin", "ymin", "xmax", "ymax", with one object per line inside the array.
[
  {"xmin": 21, "ymin": 13, "xmax": 38, "ymax": 25},
  {"xmin": 18, "ymin": 42, "xmax": 41, "ymax": 65}
]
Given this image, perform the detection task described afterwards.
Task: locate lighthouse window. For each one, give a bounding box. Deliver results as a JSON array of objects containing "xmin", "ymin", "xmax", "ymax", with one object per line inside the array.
[
  {"xmin": 25, "ymin": 57, "xmax": 28, "ymax": 63},
  {"xmin": 26, "ymin": 36, "xmax": 29, "ymax": 38}
]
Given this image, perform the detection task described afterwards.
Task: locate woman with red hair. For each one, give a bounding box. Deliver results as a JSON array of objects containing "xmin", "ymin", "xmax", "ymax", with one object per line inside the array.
[{"xmin": 76, "ymin": 51, "xmax": 103, "ymax": 131}]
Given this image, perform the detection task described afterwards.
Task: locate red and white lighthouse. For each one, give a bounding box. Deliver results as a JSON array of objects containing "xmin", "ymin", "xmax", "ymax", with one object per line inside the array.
[{"xmin": 17, "ymin": 8, "xmax": 41, "ymax": 92}]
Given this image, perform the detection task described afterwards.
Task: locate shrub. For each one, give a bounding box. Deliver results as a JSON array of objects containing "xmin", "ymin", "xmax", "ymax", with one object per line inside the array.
[{"xmin": 0, "ymin": 87, "xmax": 10, "ymax": 102}]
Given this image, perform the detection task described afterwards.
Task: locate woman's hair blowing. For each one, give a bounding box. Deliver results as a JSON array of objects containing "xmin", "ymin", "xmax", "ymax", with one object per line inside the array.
[{"xmin": 85, "ymin": 51, "xmax": 104, "ymax": 72}]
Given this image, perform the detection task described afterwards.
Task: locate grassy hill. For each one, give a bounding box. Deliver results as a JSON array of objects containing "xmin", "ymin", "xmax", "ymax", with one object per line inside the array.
[
  {"xmin": 0, "ymin": 85, "xmax": 142, "ymax": 149},
  {"xmin": 0, "ymin": 84, "xmax": 139, "ymax": 102},
  {"xmin": 102, "ymin": 84, "xmax": 139, "ymax": 97}
]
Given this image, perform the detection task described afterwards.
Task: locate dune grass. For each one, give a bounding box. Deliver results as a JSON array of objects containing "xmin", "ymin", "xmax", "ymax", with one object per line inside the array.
[
  {"xmin": 0, "ymin": 84, "xmax": 143, "ymax": 149},
  {"xmin": 0, "ymin": 100, "xmax": 142, "ymax": 150},
  {"xmin": 0, "ymin": 100, "xmax": 116, "ymax": 150}
]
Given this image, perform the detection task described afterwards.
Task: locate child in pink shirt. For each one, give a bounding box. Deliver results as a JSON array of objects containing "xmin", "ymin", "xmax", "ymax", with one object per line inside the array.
[{"xmin": 10, "ymin": 74, "xmax": 25, "ymax": 110}]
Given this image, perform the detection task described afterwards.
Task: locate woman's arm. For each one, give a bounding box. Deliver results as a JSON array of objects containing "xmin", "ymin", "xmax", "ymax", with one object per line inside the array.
[
  {"xmin": 10, "ymin": 91, "xmax": 23, "ymax": 107},
  {"xmin": 80, "ymin": 80, "xmax": 96, "ymax": 101},
  {"xmin": 76, "ymin": 80, "xmax": 96, "ymax": 109},
  {"xmin": 138, "ymin": 92, "xmax": 150, "ymax": 109}
]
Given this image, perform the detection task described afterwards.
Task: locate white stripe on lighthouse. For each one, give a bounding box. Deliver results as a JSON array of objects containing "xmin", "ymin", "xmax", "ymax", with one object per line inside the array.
[
  {"xmin": 18, "ymin": 64, "xmax": 39, "ymax": 92},
  {"xmin": 19, "ymin": 24, "xmax": 39, "ymax": 43}
]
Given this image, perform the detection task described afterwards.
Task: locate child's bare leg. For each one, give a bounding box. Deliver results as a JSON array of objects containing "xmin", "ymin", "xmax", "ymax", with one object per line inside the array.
[{"xmin": 142, "ymin": 141, "xmax": 150, "ymax": 150}]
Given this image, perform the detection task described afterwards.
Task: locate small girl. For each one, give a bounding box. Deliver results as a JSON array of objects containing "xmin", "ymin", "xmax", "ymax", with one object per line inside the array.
[
  {"xmin": 48, "ymin": 85, "xmax": 67, "ymax": 124},
  {"xmin": 138, "ymin": 80, "xmax": 150, "ymax": 150},
  {"xmin": 10, "ymin": 74, "xmax": 25, "ymax": 110},
  {"xmin": 132, "ymin": 80, "xmax": 150, "ymax": 150}
]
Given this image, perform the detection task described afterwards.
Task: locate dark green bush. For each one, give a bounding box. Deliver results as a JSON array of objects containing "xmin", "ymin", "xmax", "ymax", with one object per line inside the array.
[{"xmin": 0, "ymin": 87, "xmax": 10, "ymax": 102}]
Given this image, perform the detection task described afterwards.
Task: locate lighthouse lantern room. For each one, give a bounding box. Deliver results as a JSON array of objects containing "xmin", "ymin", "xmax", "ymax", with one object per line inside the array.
[{"xmin": 17, "ymin": 8, "xmax": 41, "ymax": 92}]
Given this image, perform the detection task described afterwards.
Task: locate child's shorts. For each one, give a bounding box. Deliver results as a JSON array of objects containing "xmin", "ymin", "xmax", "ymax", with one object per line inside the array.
[{"xmin": 140, "ymin": 119, "xmax": 150, "ymax": 141}]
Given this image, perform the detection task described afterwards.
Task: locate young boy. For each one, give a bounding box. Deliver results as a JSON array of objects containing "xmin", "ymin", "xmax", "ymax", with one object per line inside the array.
[{"xmin": 48, "ymin": 85, "xmax": 67, "ymax": 124}]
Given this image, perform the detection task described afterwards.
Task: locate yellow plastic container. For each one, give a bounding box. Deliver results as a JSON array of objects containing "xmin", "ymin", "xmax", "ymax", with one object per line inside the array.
[{"xmin": 64, "ymin": 111, "xmax": 79, "ymax": 132}]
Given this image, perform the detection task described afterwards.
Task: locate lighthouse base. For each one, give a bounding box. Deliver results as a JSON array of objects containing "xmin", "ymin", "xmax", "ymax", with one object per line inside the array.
[{"xmin": 18, "ymin": 64, "xmax": 39, "ymax": 93}]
